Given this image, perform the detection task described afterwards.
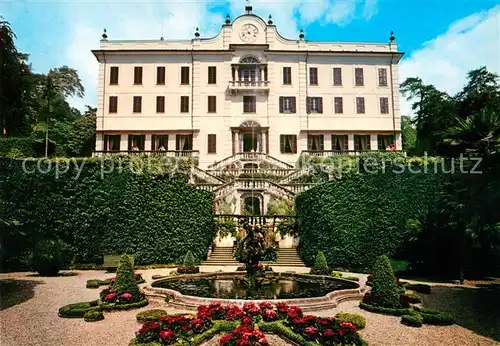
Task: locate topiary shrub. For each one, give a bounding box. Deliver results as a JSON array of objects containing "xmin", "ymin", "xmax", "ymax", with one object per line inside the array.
[
  {"xmin": 110, "ymin": 255, "xmax": 141, "ymax": 296},
  {"xmin": 310, "ymin": 251, "xmax": 329, "ymax": 275},
  {"xmin": 183, "ymin": 250, "xmax": 196, "ymax": 268},
  {"xmin": 58, "ymin": 301, "xmax": 99, "ymax": 318},
  {"xmin": 369, "ymin": 255, "xmax": 401, "ymax": 308},
  {"xmin": 32, "ymin": 238, "xmax": 72, "ymax": 276},
  {"xmin": 420, "ymin": 312, "xmax": 454, "ymax": 325},
  {"xmin": 401, "ymin": 314, "xmax": 423, "ymax": 327},
  {"xmin": 83, "ymin": 309, "xmax": 104, "ymax": 322},
  {"xmin": 331, "ymin": 271, "xmax": 343, "ymax": 277},
  {"xmin": 335, "ymin": 312, "xmax": 366, "ymax": 329}
]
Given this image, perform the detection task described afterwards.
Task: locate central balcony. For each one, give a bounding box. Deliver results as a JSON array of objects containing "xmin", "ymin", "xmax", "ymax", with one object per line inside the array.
[{"xmin": 227, "ymin": 62, "xmax": 269, "ymax": 95}]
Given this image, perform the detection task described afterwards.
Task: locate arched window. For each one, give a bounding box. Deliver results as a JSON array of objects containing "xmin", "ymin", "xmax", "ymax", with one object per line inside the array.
[
  {"xmin": 239, "ymin": 56, "xmax": 260, "ymax": 64},
  {"xmin": 240, "ymin": 120, "xmax": 261, "ymax": 128}
]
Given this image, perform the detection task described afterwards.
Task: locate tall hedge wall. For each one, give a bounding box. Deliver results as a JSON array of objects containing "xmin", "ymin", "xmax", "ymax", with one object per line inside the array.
[
  {"xmin": 295, "ymin": 170, "xmax": 448, "ymax": 271},
  {"xmin": 0, "ymin": 157, "xmax": 215, "ymax": 266}
]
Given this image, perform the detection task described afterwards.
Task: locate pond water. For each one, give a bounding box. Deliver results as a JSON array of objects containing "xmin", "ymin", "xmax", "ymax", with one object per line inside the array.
[{"xmin": 152, "ymin": 275, "xmax": 354, "ymax": 300}]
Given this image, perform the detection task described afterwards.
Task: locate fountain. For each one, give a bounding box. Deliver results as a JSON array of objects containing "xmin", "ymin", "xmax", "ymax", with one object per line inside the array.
[{"xmin": 144, "ymin": 219, "xmax": 364, "ymax": 312}]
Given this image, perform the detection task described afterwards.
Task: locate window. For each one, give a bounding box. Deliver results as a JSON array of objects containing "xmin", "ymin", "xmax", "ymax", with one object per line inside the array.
[
  {"xmin": 208, "ymin": 96, "xmax": 216, "ymax": 113},
  {"xmin": 380, "ymin": 97, "xmax": 389, "ymax": 114},
  {"xmin": 104, "ymin": 135, "xmax": 120, "ymax": 152},
  {"xmin": 176, "ymin": 134, "xmax": 193, "ymax": 151},
  {"xmin": 378, "ymin": 68, "xmax": 388, "ymax": 86},
  {"xmin": 331, "ymin": 135, "xmax": 348, "ymax": 151},
  {"xmin": 156, "ymin": 96, "xmax": 165, "ymax": 113},
  {"xmin": 283, "ymin": 67, "xmax": 292, "ymax": 85},
  {"xmin": 151, "ymin": 135, "xmax": 168, "ymax": 151},
  {"xmin": 134, "ymin": 66, "xmax": 143, "ymax": 85},
  {"xmin": 354, "ymin": 135, "xmax": 370, "ymax": 151},
  {"xmin": 279, "ymin": 97, "xmax": 296, "ymax": 113},
  {"xmin": 180, "ymin": 96, "xmax": 189, "ymax": 113},
  {"xmin": 333, "ymin": 67, "xmax": 342, "ymax": 86},
  {"xmin": 157, "ymin": 66, "xmax": 166, "ymax": 85},
  {"xmin": 207, "ymin": 134, "xmax": 216, "ymax": 153},
  {"xmin": 307, "ymin": 97, "xmax": 323, "ymax": 113},
  {"xmin": 378, "ymin": 134, "xmax": 395, "ymax": 150},
  {"xmin": 307, "ymin": 135, "xmax": 324, "ymax": 151},
  {"xmin": 208, "ymin": 66, "xmax": 217, "ymax": 84},
  {"xmin": 355, "ymin": 68, "xmax": 364, "ymax": 86},
  {"xmin": 133, "ymin": 96, "xmax": 142, "ymax": 113},
  {"xmin": 334, "ymin": 97, "xmax": 343, "ymax": 114},
  {"xmin": 128, "ymin": 134, "xmax": 145, "ymax": 151},
  {"xmin": 181, "ymin": 66, "xmax": 190, "ymax": 85},
  {"xmin": 243, "ymin": 96, "xmax": 256, "ymax": 113},
  {"xmin": 110, "ymin": 67, "xmax": 119, "ymax": 85},
  {"xmin": 309, "ymin": 67, "xmax": 318, "ymax": 85},
  {"xmin": 109, "ymin": 96, "xmax": 118, "ymax": 113},
  {"xmin": 280, "ymin": 135, "xmax": 297, "ymax": 153},
  {"xmin": 356, "ymin": 97, "xmax": 365, "ymax": 114}
]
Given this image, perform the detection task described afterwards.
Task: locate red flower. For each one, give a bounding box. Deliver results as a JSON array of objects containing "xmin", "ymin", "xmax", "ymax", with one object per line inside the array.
[
  {"xmin": 340, "ymin": 321, "xmax": 356, "ymax": 331},
  {"xmin": 323, "ymin": 329, "xmax": 336, "ymax": 337},
  {"xmin": 159, "ymin": 329, "xmax": 176, "ymax": 342},
  {"xmin": 262, "ymin": 309, "xmax": 277, "ymax": 322},
  {"xmin": 220, "ymin": 334, "xmax": 235, "ymax": 345},
  {"xmin": 243, "ymin": 302, "xmax": 260, "ymax": 315},
  {"xmin": 241, "ymin": 316, "xmax": 253, "ymax": 325},
  {"xmin": 303, "ymin": 315, "xmax": 317, "ymax": 325},
  {"xmin": 258, "ymin": 301, "xmax": 273, "ymax": 311},
  {"xmin": 276, "ymin": 302, "xmax": 289, "ymax": 313}
]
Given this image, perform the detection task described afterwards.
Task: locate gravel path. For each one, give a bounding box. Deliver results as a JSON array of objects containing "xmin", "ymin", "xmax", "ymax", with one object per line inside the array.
[{"xmin": 1, "ymin": 270, "xmax": 498, "ymax": 346}]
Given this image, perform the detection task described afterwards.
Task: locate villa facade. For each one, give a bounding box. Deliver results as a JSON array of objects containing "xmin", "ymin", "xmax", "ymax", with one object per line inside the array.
[{"xmin": 92, "ymin": 4, "xmax": 404, "ymax": 170}]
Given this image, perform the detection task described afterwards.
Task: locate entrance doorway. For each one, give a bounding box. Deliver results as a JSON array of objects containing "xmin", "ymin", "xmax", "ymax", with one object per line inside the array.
[
  {"xmin": 243, "ymin": 196, "xmax": 261, "ymax": 215},
  {"xmin": 243, "ymin": 133, "xmax": 258, "ymax": 152}
]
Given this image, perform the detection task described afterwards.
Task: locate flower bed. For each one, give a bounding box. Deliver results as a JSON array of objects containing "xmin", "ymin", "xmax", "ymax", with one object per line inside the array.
[
  {"xmin": 176, "ymin": 266, "xmax": 200, "ymax": 274},
  {"xmin": 130, "ymin": 301, "xmax": 366, "ymax": 345}
]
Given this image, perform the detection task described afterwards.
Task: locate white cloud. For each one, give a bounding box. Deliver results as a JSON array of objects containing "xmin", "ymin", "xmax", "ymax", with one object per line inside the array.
[
  {"xmin": 326, "ymin": 0, "xmax": 357, "ymax": 26},
  {"xmin": 362, "ymin": 0, "xmax": 378, "ymax": 20},
  {"xmin": 399, "ymin": 5, "xmax": 500, "ymax": 117}
]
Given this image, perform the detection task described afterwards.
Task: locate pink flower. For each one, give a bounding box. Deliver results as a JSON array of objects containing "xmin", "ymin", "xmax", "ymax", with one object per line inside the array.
[
  {"xmin": 120, "ymin": 292, "xmax": 132, "ymax": 300},
  {"xmin": 340, "ymin": 321, "xmax": 356, "ymax": 331},
  {"xmin": 105, "ymin": 292, "xmax": 117, "ymax": 301}
]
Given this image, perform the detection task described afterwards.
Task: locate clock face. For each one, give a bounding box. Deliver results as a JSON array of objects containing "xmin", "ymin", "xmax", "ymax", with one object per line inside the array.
[{"xmin": 239, "ymin": 24, "xmax": 258, "ymax": 42}]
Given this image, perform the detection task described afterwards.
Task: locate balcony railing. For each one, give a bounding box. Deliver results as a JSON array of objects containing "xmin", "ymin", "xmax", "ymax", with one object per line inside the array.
[
  {"xmin": 93, "ymin": 150, "xmax": 200, "ymax": 157},
  {"xmin": 228, "ymin": 80, "xmax": 270, "ymax": 95},
  {"xmin": 301, "ymin": 150, "xmax": 406, "ymax": 157}
]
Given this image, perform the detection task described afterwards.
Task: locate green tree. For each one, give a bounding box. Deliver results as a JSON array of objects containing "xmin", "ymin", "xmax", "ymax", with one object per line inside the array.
[
  {"xmin": 0, "ymin": 18, "xmax": 33, "ymax": 135},
  {"xmin": 183, "ymin": 250, "xmax": 196, "ymax": 268},
  {"xmin": 111, "ymin": 255, "xmax": 141, "ymax": 298},
  {"xmin": 401, "ymin": 115, "xmax": 416, "ymax": 153},
  {"xmin": 313, "ymin": 251, "xmax": 329, "ymax": 275},
  {"xmin": 370, "ymin": 255, "xmax": 400, "ymax": 308}
]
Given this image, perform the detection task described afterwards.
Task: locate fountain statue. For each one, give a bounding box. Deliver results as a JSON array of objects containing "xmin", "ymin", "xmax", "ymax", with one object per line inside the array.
[{"xmin": 239, "ymin": 219, "xmax": 266, "ymax": 277}]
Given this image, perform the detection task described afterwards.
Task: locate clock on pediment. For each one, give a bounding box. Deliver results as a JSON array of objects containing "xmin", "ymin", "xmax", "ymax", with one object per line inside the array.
[{"xmin": 239, "ymin": 24, "xmax": 259, "ymax": 43}]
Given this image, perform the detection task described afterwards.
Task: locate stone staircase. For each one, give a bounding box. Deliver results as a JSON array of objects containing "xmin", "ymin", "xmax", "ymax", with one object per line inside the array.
[
  {"xmin": 202, "ymin": 246, "xmax": 240, "ymax": 266},
  {"xmin": 273, "ymin": 248, "xmax": 306, "ymax": 267}
]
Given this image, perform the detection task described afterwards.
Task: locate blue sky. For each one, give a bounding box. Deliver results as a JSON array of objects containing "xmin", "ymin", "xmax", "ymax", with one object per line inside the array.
[{"xmin": 1, "ymin": 0, "xmax": 499, "ymax": 115}]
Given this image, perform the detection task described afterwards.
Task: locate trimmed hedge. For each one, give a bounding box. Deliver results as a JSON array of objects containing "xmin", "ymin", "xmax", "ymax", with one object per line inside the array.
[
  {"xmin": 0, "ymin": 157, "xmax": 215, "ymax": 266},
  {"xmin": 83, "ymin": 309, "xmax": 104, "ymax": 322},
  {"xmin": 58, "ymin": 300, "xmax": 99, "ymax": 318},
  {"xmin": 136, "ymin": 309, "xmax": 173, "ymax": 322},
  {"xmin": 370, "ymin": 255, "xmax": 401, "ymax": 309},
  {"xmin": 99, "ymin": 298, "xmax": 149, "ymax": 311},
  {"xmin": 401, "ymin": 314, "xmax": 423, "ymax": 327},
  {"xmin": 259, "ymin": 321, "xmax": 307, "ymax": 345},
  {"xmin": 335, "ymin": 312, "xmax": 366, "ymax": 329},
  {"xmin": 404, "ymin": 292, "xmax": 423, "ymax": 303},
  {"xmin": 296, "ymin": 170, "xmax": 446, "ymax": 270},
  {"xmin": 359, "ymin": 302, "xmax": 413, "ymax": 316}
]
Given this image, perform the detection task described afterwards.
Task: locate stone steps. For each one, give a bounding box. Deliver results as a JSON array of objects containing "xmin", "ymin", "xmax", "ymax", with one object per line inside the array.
[
  {"xmin": 202, "ymin": 247, "xmax": 240, "ymax": 265},
  {"xmin": 275, "ymin": 248, "xmax": 306, "ymax": 267}
]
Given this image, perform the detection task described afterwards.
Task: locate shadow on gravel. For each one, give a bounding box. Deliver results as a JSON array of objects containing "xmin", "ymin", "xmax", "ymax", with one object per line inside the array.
[
  {"xmin": 0, "ymin": 279, "xmax": 43, "ymax": 310},
  {"xmin": 421, "ymin": 283, "xmax": 500, "ymax": 342},
  {"xmin": 26, "ymin": 271, "xmax": 78, "ymax": 277}
]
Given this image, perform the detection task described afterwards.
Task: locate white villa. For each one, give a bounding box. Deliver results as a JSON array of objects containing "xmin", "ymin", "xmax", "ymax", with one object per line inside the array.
[{"xmin": 91, "ymin": 3, "xmax": 404, "ymax": 228}]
